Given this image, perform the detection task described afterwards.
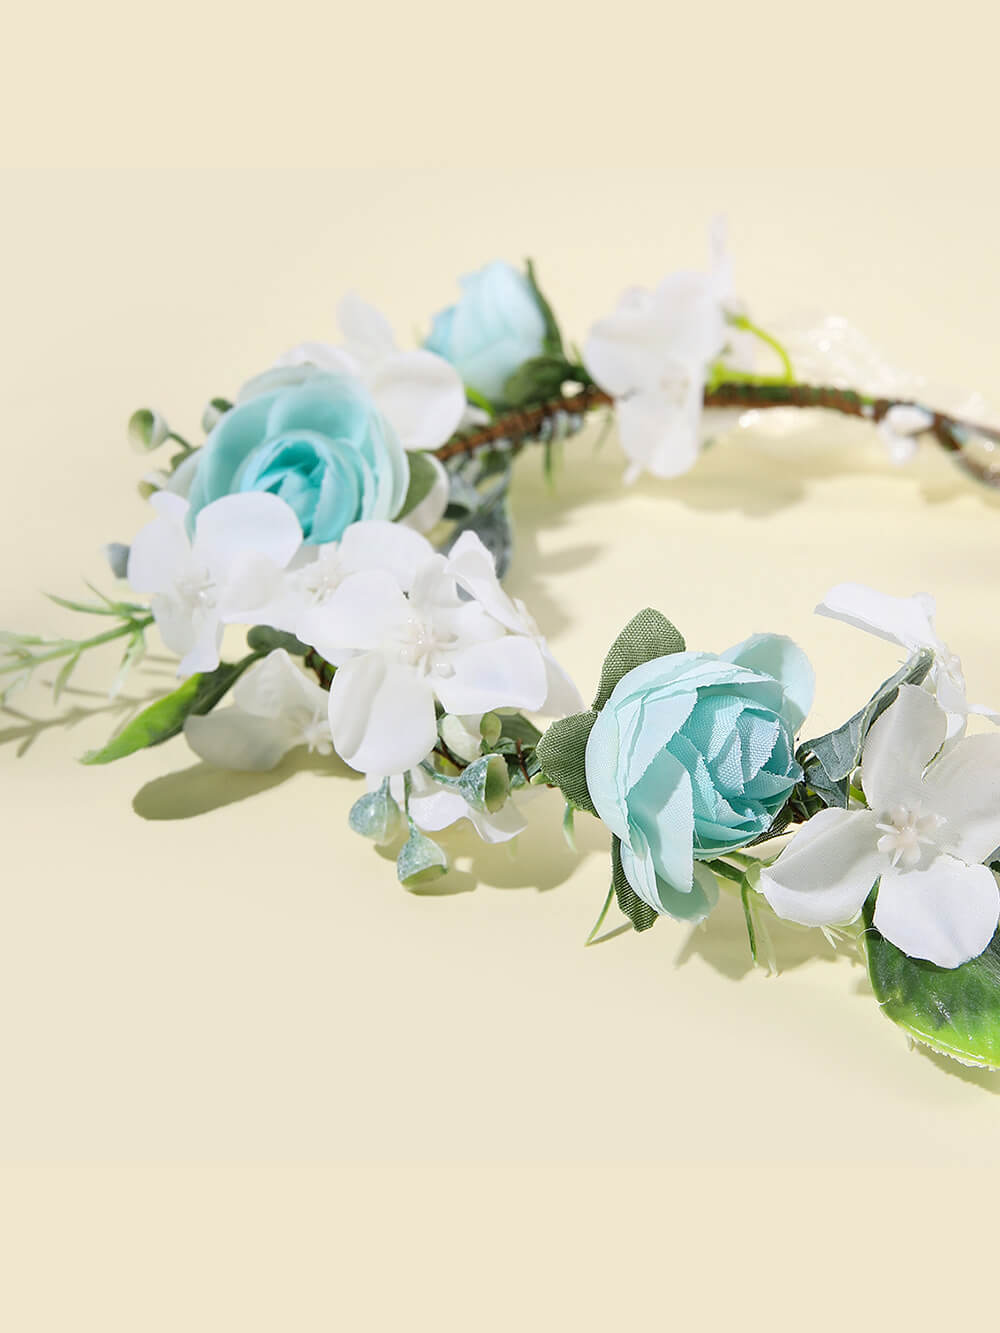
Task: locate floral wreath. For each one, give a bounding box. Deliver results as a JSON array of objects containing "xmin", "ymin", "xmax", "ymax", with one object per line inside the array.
[{"xmin": 7, "ymin": 224, "xmax": 1000, "ymax": 1074}]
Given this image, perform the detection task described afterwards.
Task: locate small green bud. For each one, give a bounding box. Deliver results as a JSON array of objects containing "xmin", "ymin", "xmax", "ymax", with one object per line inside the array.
[
  {"xmin": 439, "ymin": 713, "xmax": 482, "ymax": 762},
  {"xmin": 459, "ymin": 754, "xmax": 509, "ymax": 814},
  {"xmin": 201, "ymin": 397, "xmax": 233, "ymax": 433},
  {"xmin": 128, "ymin": 408, "xmax": 171, "ymax": 453},
  {"xmin": 397, "ymin": 825, "xmax": 448, "ymax": 888},
  {"xmin": 348, "ymin": 781, "xmax": 404, "ymax": 846},
  {"xmin": 479, "ymin": 712, "xmax": 502, "ymax": 748}
]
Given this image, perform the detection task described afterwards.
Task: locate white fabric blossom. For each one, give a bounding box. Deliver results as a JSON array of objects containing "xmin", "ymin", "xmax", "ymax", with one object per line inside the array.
[
  {"xmin": 127, "ymin": 492, "xmax": 302, "ymax": 677},
  {"xmin": 877, "ymin": 404, "xmax": 933, "ymax": 465},
  {"xmin": 293, "ymin": 524, "xmax": 573, "ymax": 778},
  {"xmin": 760, "ymin": 685, "xmax": 1000, "ymax": 968},
  {"xmin": 276, "ymin": 291, "xmax": 466, "ymax": 454},
  {"xmin": 582, "ymin": 223, "xmax": 734, "ymax": 482},
  {"xmin": 183, "ymin": 649, "xmax": 332, "ymax": 770},
  {"xmin": 817, "ymin": 582, "xmax": 998, "ymax": 739},
  {"xmin": 385, "ymin": 769, "xmax": 526, "ymax": 844}
]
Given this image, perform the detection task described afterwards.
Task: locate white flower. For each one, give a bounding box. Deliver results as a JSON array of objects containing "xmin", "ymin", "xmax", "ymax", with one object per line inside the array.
[
  {"xmin": 385, "ymin": 769, "xmax": 526, "ymax": 844},
  {"xmin": 760, "ymin": 685, "xmax": 1000, "ymax": 968},
  {"xmin": 582, "ymin": 223, "xmax": 733, "ymax": 482},
  {"xmin": 183, "ymin": 649, "xmax": 332, "ymax": 770},
  {"xmin": 296, "ymin": 525, "xmax": 566, "ymax": 778},
  {"xmin": 877, "ymin": 404, "xmax": 933, "ymax": 465},
  {"xmin": 127, "ymin": 492, "xmax": 302, "ymax": 676},
  {"xmin": 275, "ymin": 291, "xmax": 466, "ymax": 454},
  {"xmin": 444, "ymin": 530, "xmax": 585, "ymax": 716},
  {"xmin": 817, "ymin": 582, "xmax": 998, "ymax": 739}
]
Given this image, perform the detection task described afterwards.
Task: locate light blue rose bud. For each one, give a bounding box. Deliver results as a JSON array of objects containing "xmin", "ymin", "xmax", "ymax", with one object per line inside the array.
[
  {"xmin": 185, "ymin": 371, "xmax": 410, "ymax": 545},
  {"xmin": 424, "ymin": 261, "xmax": 548, "ymax": 403},
  {"xmin": 585, "ymin": 634, "xmax": 814, "ymax": 921}
]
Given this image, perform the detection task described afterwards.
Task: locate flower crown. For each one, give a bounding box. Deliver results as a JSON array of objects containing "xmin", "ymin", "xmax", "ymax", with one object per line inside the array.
[{"xmin": 7, "ymin": 225, "xmax": 1000, "ymax": 1074}]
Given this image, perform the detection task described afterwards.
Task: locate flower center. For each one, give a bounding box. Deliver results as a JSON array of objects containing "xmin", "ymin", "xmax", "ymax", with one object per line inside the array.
[
  {"xmin": 174, "ymin": 568, "xmax": 217, "ymax": 613},
  {"xmin": 300, "ymin": 714, "xmax": 332, "ymax": 755},
  {"xmin": 300, "ymin": 552, "xmax": 343, "ymax": 605},
  {"xmin": 875, "ymin": 804, "xmax": 943, "ymax": 870},
  {"xmin": 393, "ymin": 615, "xmax": 457, "ymax": 677}
]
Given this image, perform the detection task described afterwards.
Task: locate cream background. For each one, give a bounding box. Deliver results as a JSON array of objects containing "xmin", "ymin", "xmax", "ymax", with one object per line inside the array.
[{"xmin": 3, "ymin": 167, "xmax": 1000, "ymax": 1324}]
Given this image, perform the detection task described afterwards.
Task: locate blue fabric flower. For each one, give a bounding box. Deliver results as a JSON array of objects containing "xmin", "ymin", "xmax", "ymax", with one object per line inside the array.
[
  {"xmin": 185, "ymin": 371, "xmax": 410, "ymax": 545},
  {"xmin": 585, "ymin": 635, "xmax": 814, "ymax": 920},
  {"xmin": 424, "ymin": 261, "xmax": 547, "ymax": 402}
]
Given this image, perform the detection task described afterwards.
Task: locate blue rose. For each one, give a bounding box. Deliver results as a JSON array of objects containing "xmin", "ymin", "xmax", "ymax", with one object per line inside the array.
[
  {"xmin": 424, "ymin": 261, "xmax": 547, "ymax": 402},
  {"xmin": 585, "ymin": 635, "xmax": 814, "ymax": 920},
  {"xmin": 185, "ymin": 370, "xmax": 410, "ymax": 544}
]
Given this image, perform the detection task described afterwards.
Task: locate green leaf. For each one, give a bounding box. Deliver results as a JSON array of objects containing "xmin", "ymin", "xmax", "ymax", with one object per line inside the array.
[
  {"xmin": 396, "ymin": 450, "xmax": 441, "ymax": 521},
  {"xmin": 502, "ymin": 355, "xmax": 571, "ymax": 409},
  {"xmin": 864, "ymin": 898, "xmax": 1000, "ymax": 1069},
  {"xmin": 796, "ymin": 650, "xmax": 934, "ymax": 808},
  {"xmin": 497, "ymin": 712, "xmax": 542, "ymax": 749},
  {"xmin": 611, "ymin": 837, "xmax": 658, "ymax": 933},
  {"xmin": 245, "ymin": 625, "xmax": 309, "ymax": 656},
  {"xmin": 535, "ymin": 711, "xmax": 598, "ymax": 815},
  {"xmin": 592, "ymin": 609, "xmax": 686, "ymax": 711},
  {"xmin": 524, "ymin": 258, "xmax": 565, "ymax": 359},
  {"xmin": 81, "ymin": 653, "xmax": 260, "ymax": 764}
]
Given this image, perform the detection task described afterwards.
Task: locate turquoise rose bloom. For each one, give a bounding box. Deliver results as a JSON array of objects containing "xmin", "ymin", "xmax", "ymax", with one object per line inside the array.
[
  {"xmin": 185, "ymin": 371, "xmax": 409, "ymax": 545},
  {"xmin": 585, "ymin": 635, "xmax": 814, "ymax": 921},
  {"xmin": 424, "ymin": 261, "xmax": 547, "ymax": 402}
]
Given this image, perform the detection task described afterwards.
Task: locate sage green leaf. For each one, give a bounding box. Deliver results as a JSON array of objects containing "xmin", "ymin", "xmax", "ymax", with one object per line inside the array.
[
  {"xmin": 497, "ymin": 712, "xmax": 542, "ymax": 749},
  {"xmin": 864, "ymin": 897, "xmax": 1000, "ymax": 1069},
  {"xmin": 397, "ymin": 825, "xmax": 448, "ymax": 888},
  {"xmin": 349, "ymin": 780, "xmax": 404, "ymax": 845},
  {"xmin": 796, "ymin": 649, "xmax": 934, "ymax": 809},
  {"xmin": 396, "ymin": 449, "xmax": 440, "ymax": 520},
  {"xmin": 81, "ymin": 654, "xmax": 259, "ymax": 764},
  {"xmin": 443, "ymin": 478, "xmax": 513, "ymax": 578},
  {"xmin": 592, "ymin": 609, "xmax": 686, "ymax": 711},
  {"xmin": 524, "ymin": 258, "xmax": 565, "ymax": 359},
  {"xmin": 612, "ymin": 836, "xmax": 658, "ymax": 933},
  {"xmin": 535, "ymin": 711, "xmax": 598, "ymax": 815},
  {"xmin": 502, "ymin": 355, "xmax": 571, "ymax": 408}
]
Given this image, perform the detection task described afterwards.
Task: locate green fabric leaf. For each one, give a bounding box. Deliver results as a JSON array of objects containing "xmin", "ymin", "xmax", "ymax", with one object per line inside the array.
[
  {"xmin": 502, "ymin": 355, "xmax": 571, "ymax": 408},
  {"xmin": 796, "ymin": 650, "xmax": 934, "ymax": 808},
  {"xmin": 535, "ymin": 711, "xmax": 598, "ymax": 815},
  {"xmin": 396, "ymin": 450, "xmax": 441, "ymax": 520},
  {"xmin": 81, "ymin": 654, "xmax": 259, "ymax": 764},
  {"xmin": 592, "ymin": 609, "xmax": 686, "ymax": 711},
  {"xmin": 864, "ymin": 897, "xmax": 1000, "ymax": 1069},
  {"xmin": 612, "ymin": 836, "xmax": 658, "ymax": 933},
  {"xmin": 524, "ymin": 258, "xmax": 565, "ymax": 359}
]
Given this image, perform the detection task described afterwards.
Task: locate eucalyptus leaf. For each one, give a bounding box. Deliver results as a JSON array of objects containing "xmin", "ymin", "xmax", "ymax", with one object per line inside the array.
[
  {"xmin": 443, "ymin": 479, "xmax": 513, "ymax": 579},
  {"xmin": 592, "ymin": 609, "xmax": 686, "ymax": 711},
  {"xmin": 611, "ymin": 836, "xmax": 658, "ymax": 933},
  {"xmin": 81, "ymin": 652, "xmax": 260, "ymax": 764},
  {"xmin": 796, "ymin": 650, "xmax": 934, "ymax": 808},
  {"xmin": 864, "ymin": 897, "xmax": 1000, "ymax": 1069},
  {"xmin": 535, "ymin": 711, "xmax": 598, "ymax": 815}
]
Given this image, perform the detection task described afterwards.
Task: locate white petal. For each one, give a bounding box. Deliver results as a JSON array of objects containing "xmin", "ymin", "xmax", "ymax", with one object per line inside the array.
[
  {"xmin": 873, "ymin": 855, "xmax": 1000, "ymax": 968},
  {"xmin": 171, "ymin": 607, "xmax": 224, "ymax": 678},
  {"xmin": 371, "ymin": 350, "xmax": 466, "ymax": 451},
  {"xmin": 922, "ymin": 733, "xmax": 1000, "ymax": 864},
  {"xmin": 338, "ymin": 519, "xmax": 435, "ymax": 590},
  {"xmin": 232, "ymin": 648, "xmax": 327, "ymax": 721},
  {"xmin": 435, "ymin": 636, "xmax": 548, "ymax": 715},
  {"xmin": 650, "ymin": 270, "xmax": 726, "ymax": 365},
  {"xmin": 194, "ymin": 493, "xmax": 302, "ymax": 579},
  {"xmin": 861, "ymin": 684, "xmax": 947, "ymax": 814},
  {"xmin": 446, "ymin": 530, "xmax": 525, "ymax": 633},
  {"xmin": 184, "ymin": 708, "xmax": 299, "ymax": 771},
  {"xmin": 538, "ymin": 649, "xmax": 586, "ymax": 716},
  {"xmin": 336, "ymin": 291, "xmax": 398, "ymax": 364},
  {"xmin": 328, "ymin": 654, "xmax": 437, "ymax": 777},
  {"xmin": 275, "ymin": 341, "xmax": 359, "ymax": 377},
  {"xmin": 758, "ymin": 807, "xmax": 882, "ymax": 926},
  {"xmin": 583, "ymin": 292, "xmax": 669, "ymax": 396},
  {"xmin": 615, "ymin": 380, "xmax": 703, "ymax": 480},
  {"xmin": 127, "ymin": 508, "xmax": 191, "ymax": 595},
  {"xmin": 298, "ymin": 569, "xmax": 410, "ymax": 663},
  {"xmin": 397, "ymin": 452, "xmax": 450, "ymax": 534},
  {"xmin": 816, "ymin": 582, "xmax": 939, "ymax": 654}
]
